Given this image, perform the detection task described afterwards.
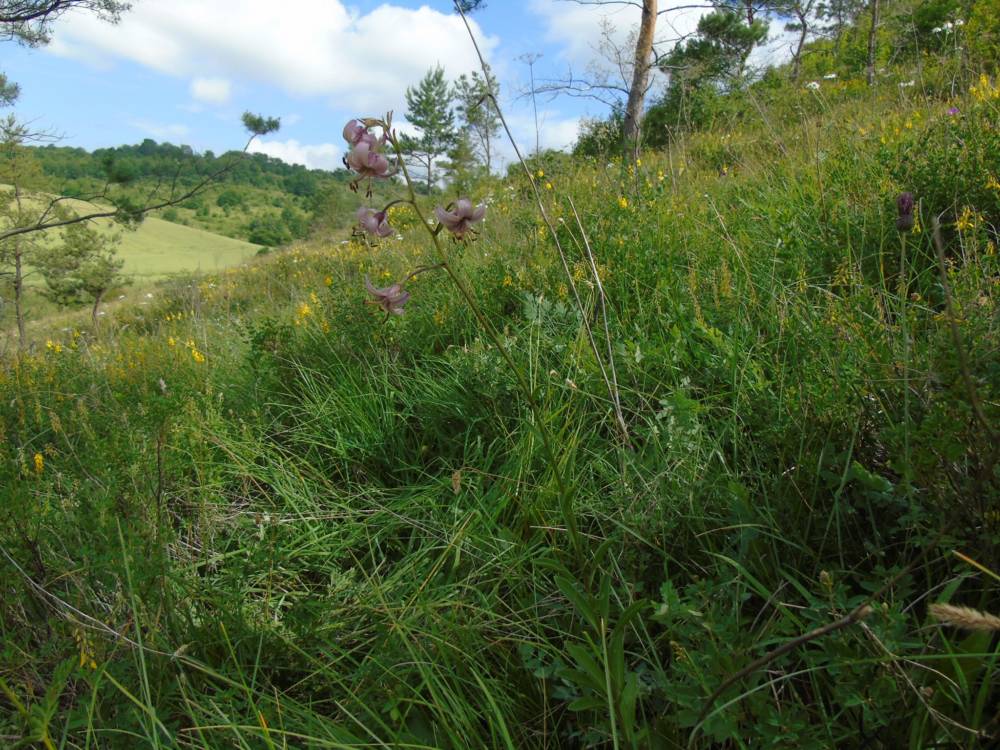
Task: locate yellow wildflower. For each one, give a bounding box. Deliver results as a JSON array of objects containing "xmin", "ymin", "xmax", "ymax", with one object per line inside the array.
[
  {"xmin": 33, "ymin": 453, "xmax": 44, "ymax": 475},
  {"xmin": 502, "ymin": 274, "xmax": 513, "ymax": 287},
  {"xmin": 537, "ymin": 169, "xmax": 544, "ymax": 178},
  {"xmin": 618, "ymin": 196, "xmax": 628, "ymax": 209},
  {"xmin": 167, "ymin": 337, "xmax": 176, "ymax": 347},
  {"xmin": 955, "ymin": 206, "xmax": 978, "ymax": 231},
  {"xmin": 545, "ymin": 182, "xmax": 553, "ymax": 190},
  {"xmin": 298, "ymin": 302, "xmax": 312, "ymax": 318},
  {"xmin": 191, "ymin": 349, "xmax": 205, "ymax": 364},
  {"xmin": 324, "ymin": 275, "xmax": 333, "ymax": 286},
  {"xmin": 986, "ymin": 175, "xmax": 1000, "ymax": 192}
]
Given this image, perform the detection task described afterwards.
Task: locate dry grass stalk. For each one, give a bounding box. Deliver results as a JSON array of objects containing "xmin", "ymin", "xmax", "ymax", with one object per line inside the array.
[{"xmin": 929, "ymin": 603, "xmax": 1000, "ymax": 632}]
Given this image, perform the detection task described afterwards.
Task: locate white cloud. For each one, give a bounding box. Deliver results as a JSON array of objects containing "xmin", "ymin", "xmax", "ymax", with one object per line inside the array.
[
  {"xmin": 529, "ymin": 0, "xmax": 707, "ymax": 68},
  {"xmin": 749, "ymin": 19, "xmax": 796, "ymax": 71},
  {"xmin": 190, "ymin": 76, "xmax": 231, "ymax": 105},
  {"xmin": 492, "ymin": 109, "xmax": 581, "ymax": 168},
  {"xmin": 129, "ymin": 119, "xmax": 190, "ymax": 140},
  {"xmin": 249, "ymin": 138, "xmax": 342, "ymax": 171},
  {"xmin": 48, "ymin": 0, "xmax": 499, "ymax": 113}
]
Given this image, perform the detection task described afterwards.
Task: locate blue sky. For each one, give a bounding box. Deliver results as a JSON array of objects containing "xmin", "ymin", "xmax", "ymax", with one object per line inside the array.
[{"xmin": 3, "ymin": 1, "xmax": 791, "ymax": 170}]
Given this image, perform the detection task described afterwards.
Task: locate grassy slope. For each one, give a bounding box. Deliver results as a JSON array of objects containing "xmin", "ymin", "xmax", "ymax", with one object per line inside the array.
[
  {"xmin": 1, "ymin": 48, "xmax": 999, "ymax": 750},
  {"xmin": 109, "ymin": 214, "xmax": 260, "ymax": 278},
  {"xmin": 9, "ymin": 191, "xmax": 263, "ymax": 280}
]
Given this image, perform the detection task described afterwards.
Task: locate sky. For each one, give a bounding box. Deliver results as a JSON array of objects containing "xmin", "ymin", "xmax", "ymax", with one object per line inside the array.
[{"xmin": 2, "ymin": 0, "xmax": 795, "ymax": 172}]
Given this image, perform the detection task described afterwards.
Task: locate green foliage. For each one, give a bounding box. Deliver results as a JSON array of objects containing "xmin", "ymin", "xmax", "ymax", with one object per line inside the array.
[
  {"xmin": 215, "ymin": 187, "xmax": 244, "ymax": 210},
  {"xmin": 967, "ymin": 0, "xmax": 1000, "ymax": 71},
  {"xmin": 35, "ymin": 222, "xmax": 126, "ymax": 308},
  {"xmin": 400, "ymin": 65, "xmax": 457, "ymax": 192},
  {"xmin": 0, "ymin": 71, "xmax": 19, "ymax": 107},
  {"xmin": 2, "ymin": 10, "xmax": 999, "ymax": 750},
  {"xmin": 664, "ymin": 9, "xmax": 768, "ymax": 88},
  {"xmin": 574, "ymin": 113, "xmax": 624, "ymax": 157},
  {"xmin": 241, "ymin": 111, "xmax": 281, "ymax": 136},
  {"xmin": 245, "ymin": 212, "xmax": 292, "ymax": 246},
  {"xmin": 453, "ymin": 65, "xmax": 501, "ymax": 173}
]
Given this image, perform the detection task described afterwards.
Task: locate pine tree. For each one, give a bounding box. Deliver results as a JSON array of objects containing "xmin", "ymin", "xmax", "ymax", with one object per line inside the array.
[
  {"xmin": 400, "ymin": 66, "xmax": 456, "ymax": 194},
  {"xmin": 36, "ymin": 222, "xmax": 126, "ymax": 324},
  {"xmin": 454, "ymin": 66, "xmax": 501, "ymax": 175},
  {"xmin": 442, "ymin": 130, "xmax": 480, "ymax": 194}
]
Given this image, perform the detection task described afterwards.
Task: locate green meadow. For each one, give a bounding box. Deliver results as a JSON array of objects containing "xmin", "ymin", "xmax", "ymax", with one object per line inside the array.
[{"xmin": 2, "ymin": 2, "xmax": 999, "ymax": 749}]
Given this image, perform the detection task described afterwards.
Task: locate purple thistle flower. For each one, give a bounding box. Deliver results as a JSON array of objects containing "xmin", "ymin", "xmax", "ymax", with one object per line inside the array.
[
  {"xmin": 356, "ymin": 207, "xmax": 393, "ymax": 237},
  {"xmin": 896, "ymin": 192, "xmax": 915, "ymax": 232},
  {"xmin": 947, "ymin": 106, "xmax": 960, "ymax": 116},
  {"xmin": 434, "ymin": 198, "xmax": 486, "ymax": 239},
  {"xmin": 364, "ymin": 276, "xmax": 411, "ymax": 316}
]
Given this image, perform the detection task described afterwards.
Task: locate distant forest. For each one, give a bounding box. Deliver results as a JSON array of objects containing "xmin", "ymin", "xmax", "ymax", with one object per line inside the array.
[{"xmin": 29, "ymin": 138, "xmax": 351, "ymax": 198}]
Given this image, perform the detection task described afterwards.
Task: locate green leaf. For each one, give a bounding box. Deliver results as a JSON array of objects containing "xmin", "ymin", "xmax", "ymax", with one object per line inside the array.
[{"xmin": 557, "ymin": 575, "xmax": 598, "ymax": 631}]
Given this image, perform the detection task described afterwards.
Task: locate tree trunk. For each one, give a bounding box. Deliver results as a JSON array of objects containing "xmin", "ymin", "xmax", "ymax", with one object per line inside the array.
[
  {"xmin": 791, "ymin": 10, "xmax": 808, "ymax": 82},
  {"xmin": 622, "ymin": 0, "xmax": 657, "ymax": 164},
  {"xmin": 866, "ymin": 0, "xmax": 879, "ymax": 86},
  {"xmin": 91, "ymin": 290, "xmax": 104, "ymax": 327},
  {"xmin": 13, "ymin": 242, "xmax": 25, "ymax": 349}
]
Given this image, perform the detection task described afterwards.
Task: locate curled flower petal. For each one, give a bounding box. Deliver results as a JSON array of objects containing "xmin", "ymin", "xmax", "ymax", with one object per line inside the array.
[
  {"xmin": 365, "ymin": 276, "xmax": 411, "ymax": 315},
  {"xmin": 435, "ymin": 197, "xmax": 487, "ymax": 239},
  {"xmin": 343, "ymin": 119, "xmax": 367, "ymax": 145},
  {"xmin": 346, "ymin": 139, "xmax": 392, "ymax": 180},
  {"xmin": 356, "ymin": 207, "xmax": 393, "ymax": 237}
]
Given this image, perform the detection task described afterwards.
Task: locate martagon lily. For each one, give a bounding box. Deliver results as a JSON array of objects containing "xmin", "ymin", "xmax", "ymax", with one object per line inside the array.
[
  {"xmin": 364, "ymin": 276, "xmax": 411, "ymax": 316},
  {"xmin": 435, "ymin": 198, "xmax": 486, "ymax": 239},
  {"xmin": 345, "ymin": 139, "xmax": 391, "ymax": 179},
  {"xmin": 356, "ymin": 207, "xmax": 393, "ymax": 238}
]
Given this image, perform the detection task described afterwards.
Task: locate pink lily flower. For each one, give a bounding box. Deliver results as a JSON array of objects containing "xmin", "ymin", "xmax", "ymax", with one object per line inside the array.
[
  {"xmin": 365, "ymin": 276, "xmax": 411, "ymax": 316},
  {"xmin": 434, "ymin": 198, "xmax": 486, "ymax": 239},
  {"xmin": 343, "ymin": 119, "xmax": 367, "ymax": 145},
  {"xmin": 356, "ymin": 207, "xmax": 393, "ymax": 237},
  {"xmin": 345, "ymin": 139, "xmax": 391, "ymax": 179}
]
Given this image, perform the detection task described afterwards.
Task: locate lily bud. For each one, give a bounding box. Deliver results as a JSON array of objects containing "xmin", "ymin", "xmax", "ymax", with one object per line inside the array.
[{"xmin": 896, "ymin": 192, "xmax": 915, "ymax": 232}]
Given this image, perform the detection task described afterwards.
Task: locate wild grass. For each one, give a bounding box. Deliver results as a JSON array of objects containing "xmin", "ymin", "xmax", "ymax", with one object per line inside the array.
[{"xmin": 1, "ymin": 61, "xmax": 998, "ymax": 749}]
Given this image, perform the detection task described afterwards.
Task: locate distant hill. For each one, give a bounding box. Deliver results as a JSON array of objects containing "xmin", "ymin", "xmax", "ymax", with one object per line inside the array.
[
  {"xmin": 27, "ymin": 139, "xmax": 373, "ymax": 244},
  {"xmin": 6, "ymin": 187, "xmax": 264, "ymax": 284},
  {"xmin": 30, "ymin": 139, "xmax": 350, "ymax": 198}
]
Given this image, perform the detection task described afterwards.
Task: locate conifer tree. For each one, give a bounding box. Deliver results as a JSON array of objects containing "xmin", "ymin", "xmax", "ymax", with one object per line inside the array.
[
  {"xmin": 453, "ymin": 66, "xmax": 500, "ymax": 174},
  {"xmin": 400, "ymin": 66, "xmax": 457, "ymax": 194}
]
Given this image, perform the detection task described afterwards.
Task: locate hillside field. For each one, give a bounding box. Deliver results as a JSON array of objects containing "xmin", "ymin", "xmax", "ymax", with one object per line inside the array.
[{"xmin": 2, "ymin": 2, "xmax": 1000, "ymax": 748}]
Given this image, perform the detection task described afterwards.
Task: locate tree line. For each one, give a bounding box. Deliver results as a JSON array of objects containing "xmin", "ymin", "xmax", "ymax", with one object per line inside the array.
[{"xmin": 398, "ymin": 63, "xmax": 502, "ymax": 194}]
